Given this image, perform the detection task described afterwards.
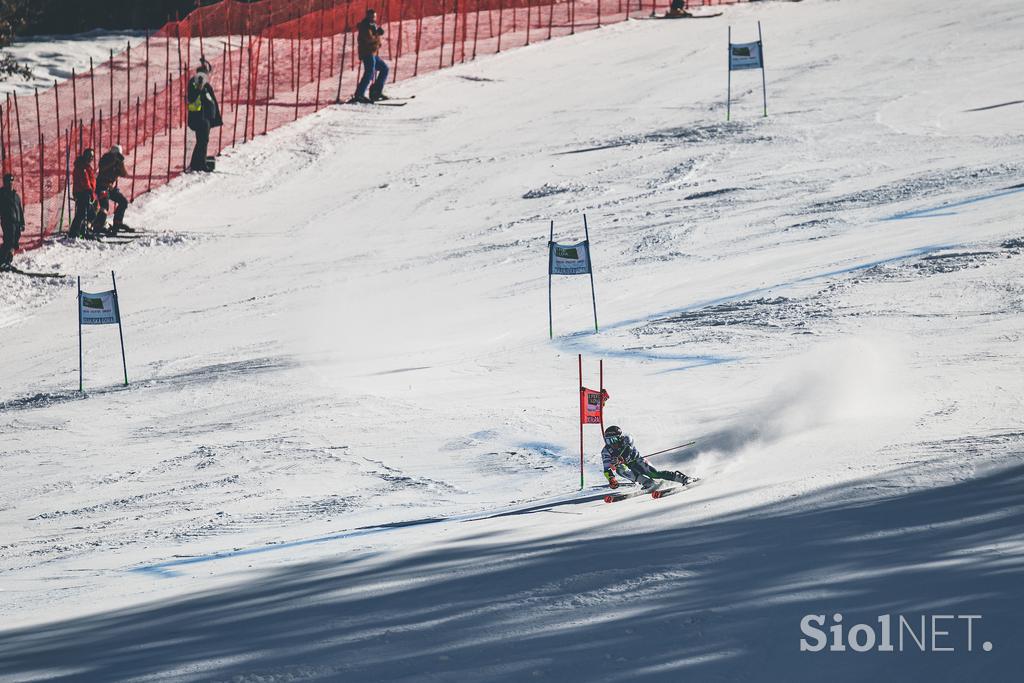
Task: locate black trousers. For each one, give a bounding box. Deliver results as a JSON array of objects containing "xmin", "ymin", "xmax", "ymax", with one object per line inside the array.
[
  {"xmin": 94, "ymin": 187, "xmax": 129, "ymax": 229},
  {"xmin": 189, "ymin": 118, "xmax": 211, "ymax": 171},
  {"xmin": 0, "ymin": 220, "xmax": 18, "ymax": 266},
  {"xmin": 70, "ymin": 191, "xmax": 95, "ymax": 238}
]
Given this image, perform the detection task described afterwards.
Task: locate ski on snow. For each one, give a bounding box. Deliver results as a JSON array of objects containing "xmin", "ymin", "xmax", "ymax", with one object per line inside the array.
[
  {"xmin": 603, "ymin": 477, "xmax": 702, "ymax": 503},
  {"xmin": 3, "ymin": 266, "xmax": 65, "ymax": 279}
]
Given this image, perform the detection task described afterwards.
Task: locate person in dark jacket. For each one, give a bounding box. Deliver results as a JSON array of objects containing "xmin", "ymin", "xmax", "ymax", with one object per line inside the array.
[
  {"xmin": 93, "ymin": 144, "xmax": 130, "ymax": 234},
  {"xmin": 0, "ymin": 172, "xmax": 24, "ymax": 269},
  {"xmin": 70, "ymin": 148, "xmax": 96, "ymax": 239},
  {"xmin": 186, "ymin": 56, "xmax": 222, "ymax": 172},
  {"xmin": 353, "ymin": 9, "xmax": 389, "ymax": 103},
  {"xmin": 601, "ymin": 426, "xmax": 693, "ymax": 491}
]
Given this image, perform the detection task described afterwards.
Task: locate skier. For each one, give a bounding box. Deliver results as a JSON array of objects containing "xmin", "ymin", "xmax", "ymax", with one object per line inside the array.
[
  {"xmin": 666, "ymin": 0, "xmax": 691, "ymax": 17},
  {"xmin": 186, "ymin": 56, "xmax": 222, "ymax": 172},
  {"xmin": 70, "ymin": 148, "xmax": 96, "ymax": 239},
  {"xmin": 93, "ymin": 144, "xmax": 130, "ymax": 234},
  {"xmin": 0, "ymin": 173, "xmax": 24, "ymax": 270},
  {"xmin": 353, "ymin": 8, "xmax": 389, "ymax": 103},
  {"xmin": 602, "ymin": 425, "xmax": 693, "ymax": 491}
]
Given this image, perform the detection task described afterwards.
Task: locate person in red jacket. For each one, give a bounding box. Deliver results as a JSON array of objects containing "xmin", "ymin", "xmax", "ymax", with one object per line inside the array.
[
  {"xmin": 92, "ymin": 144, "xmax": 131, "ymax": 234},
  {"xmin": 69, "ymin": 148, "xmax": 96, "ymax": 239}
]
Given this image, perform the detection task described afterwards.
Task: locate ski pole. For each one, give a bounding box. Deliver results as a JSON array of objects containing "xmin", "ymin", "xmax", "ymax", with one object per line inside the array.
[{"xmin": 645, "ymin": 441, "xmax": 696, "ymax": 459}]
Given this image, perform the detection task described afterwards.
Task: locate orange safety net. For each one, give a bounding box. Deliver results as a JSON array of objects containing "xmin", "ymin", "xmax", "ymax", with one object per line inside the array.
[{"xmin": 1, "ymin": 0, "xmax": 752, "ymax": 250}]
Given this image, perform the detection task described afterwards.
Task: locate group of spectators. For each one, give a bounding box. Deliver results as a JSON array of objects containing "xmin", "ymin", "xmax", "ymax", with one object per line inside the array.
[
  {"xmin": 69, "ymin": 145, "xmax": 134, "ymax": 239},
  {"xmin": 2, "ymin": 10, "xmax": 390, "ymax": 272}
]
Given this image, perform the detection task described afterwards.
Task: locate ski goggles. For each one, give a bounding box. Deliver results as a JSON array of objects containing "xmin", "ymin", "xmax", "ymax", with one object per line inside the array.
[{"xmin": 604, "ymin": 435, "xmax": 623, "ymax": 446}]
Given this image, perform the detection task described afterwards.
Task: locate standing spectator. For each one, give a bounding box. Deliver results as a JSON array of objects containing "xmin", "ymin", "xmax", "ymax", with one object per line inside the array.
[
  {"xmin": 186, "ymin": 56, "xmax": 222, "ymax": 173},
  {"xmin": 93, "ymin": 144, "xmax": 131, "ymax": 234},
  {"xmin": 353, "ymin": 8, "xmax": 389, "ymax": 104},
  {"xmin": 0, "ymin": 173, "xmax": 24, "ymax": 270},
  {"xmin": 70, "ymin": 148, "xmax": 96, "ymax": 239}
]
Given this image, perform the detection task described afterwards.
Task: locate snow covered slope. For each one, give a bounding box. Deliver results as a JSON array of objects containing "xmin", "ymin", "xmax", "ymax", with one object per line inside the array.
[{"xmin": 2, "ymin": 0, "xmax": 1023, "ymax": 680}]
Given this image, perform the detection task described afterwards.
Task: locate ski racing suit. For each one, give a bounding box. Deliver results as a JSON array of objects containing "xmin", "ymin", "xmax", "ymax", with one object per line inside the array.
[{"xmin": 601, "ymin": 435, "xmax": 687, "ymax": 489}]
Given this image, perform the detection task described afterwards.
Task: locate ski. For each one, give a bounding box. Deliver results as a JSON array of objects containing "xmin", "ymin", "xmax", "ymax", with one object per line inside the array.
[
  {"xmin": 645, "ymin": 12, "xmax": 723, "ymax": 20},
  {"xmin": 339, "ymin": 97, "xmax": 408, "ymax": 107},
  {"xmin": 3, "ymin": 266, "xmax": 65, "ymax": 279},
  {"xmin": 651, "ymin": 477, "xmax": 703, "ymax": 499},
  {"xmin": 604, "ymin": 482, "xmax": 663, "ymax": 503}
]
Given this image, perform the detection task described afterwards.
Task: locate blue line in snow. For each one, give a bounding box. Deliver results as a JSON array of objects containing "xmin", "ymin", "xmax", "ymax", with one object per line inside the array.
[{"xmin": 883, "ymin": 185, "xmax": 1024, "ymax": 221}]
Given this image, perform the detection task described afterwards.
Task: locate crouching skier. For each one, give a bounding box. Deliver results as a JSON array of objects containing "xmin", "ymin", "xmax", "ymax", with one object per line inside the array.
[{"xmin": 601, "ymin": 425, "xmax": 693, "ymax": 491}]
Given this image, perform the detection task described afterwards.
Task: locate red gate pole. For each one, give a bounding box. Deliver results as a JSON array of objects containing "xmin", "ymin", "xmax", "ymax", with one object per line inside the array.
[{"xmin": 578, "ymin": 354, "xmax": 584, "ymax": 490}]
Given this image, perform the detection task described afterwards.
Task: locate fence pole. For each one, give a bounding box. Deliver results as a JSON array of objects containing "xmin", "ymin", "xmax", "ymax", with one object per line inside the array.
[
  {"xmin": 315, "ymin": 1, "xmax": 326, "ymax": 111},
  {"xmin": 0, "ymin": 104, "xmax": 5, "ymax": 174},
  {"xmin": 394, "ymin": 0, "xmax": 404, "ymax": 81},
  {"xmin": 414, "ymin": 0, "xmax": 423, "ymax": 75},
  {"xmin": 497, "ymin": 0, "xmax": 504, "ymax": 52},
  {"xmin": 265, "ymin": 33, "xmax": 273, "ymax": 134},
  {"xmin": 13, "ymin": 93, "xmax": 25, "ymax": 202},
  {"xmin": 89, "ymin": 57, "xmax": 96, "ymax": 149},
  {"xmin": 131, "ymin": 97, "xmax": 140, "ymax": 199},
  {"xmin": 547, "ymin": 0, "xmax": 554, "ymax": 40},
  {"xmin": 108, "ymin": 49, "xmax": 114, "ymax": 150},
  {"xmin": 294, "ymin": 2, "xmax": 302, "ymax": 120},
  {"xmin": 451, "ymin": 0, "xmax": 459, "ymax": 66},
  {"xmin": 126, "ymin": 42, "xmax": 131, "ymax": 144},
  {"xmin": 439, "ymin": 0, "xmax": 447, "ymax": 70},
  {"xmin": 148, "ymin": 84, "xmax": 157, "ymax": 193},
  {"xmin": 526, "ymin": 0, "xmax": 532, "ymax": 46},
  {"xmin": 38, "ymin": 136, "xmax": 44, "ymax": 242},
  {"xmin": 471, "ymin": 0, "xmax": 479, "ymax": 60}
]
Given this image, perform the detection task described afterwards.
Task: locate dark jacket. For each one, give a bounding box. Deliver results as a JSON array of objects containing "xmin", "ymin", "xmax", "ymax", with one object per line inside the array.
[
  {"xmin": 187, "ymin": 73, "xmax": 222, "ymax": 129},
  {"xmin": 357, "ymin": 18, "xmax": 384, "ymax": 59},
  {"xmin": 97, "ymin": 151, "xmax": 127, "ymax": 191},
  {"xmin": 0, "ymin": 186, "xmax": 24, "ymax": 231}
]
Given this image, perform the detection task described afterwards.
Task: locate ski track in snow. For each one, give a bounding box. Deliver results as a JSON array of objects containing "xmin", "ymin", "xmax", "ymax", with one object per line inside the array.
[{"xmin": 1, "ymin": 0, "xmax": 1024, "ymax": 680}]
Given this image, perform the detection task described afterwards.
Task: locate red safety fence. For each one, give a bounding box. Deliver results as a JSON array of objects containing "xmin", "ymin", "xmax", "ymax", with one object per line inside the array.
[{"xmin": 2, "ymin": 0, "xmax": 751, "ymax": 251}]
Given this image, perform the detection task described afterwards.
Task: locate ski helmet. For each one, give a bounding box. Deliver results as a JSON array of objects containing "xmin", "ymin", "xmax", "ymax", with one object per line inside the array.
[
  {"xmin": 603, "ymin": 425, "xmax": 623, "ymax": 445},
  {"xmin": 110, "ymin": 144, "xmax": 123, "ymax": 156}
]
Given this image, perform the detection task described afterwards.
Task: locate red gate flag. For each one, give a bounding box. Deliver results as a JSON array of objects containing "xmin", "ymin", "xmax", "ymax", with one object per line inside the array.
[{"xmin": 580, "ymin": 387, "xmax": 609, "ymax": 425}]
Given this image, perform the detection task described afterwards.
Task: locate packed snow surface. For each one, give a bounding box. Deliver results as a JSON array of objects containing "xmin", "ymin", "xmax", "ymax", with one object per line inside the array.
[{"xmin": 1, "ymin": 0, "xmax": 1023, "ymax": 680}]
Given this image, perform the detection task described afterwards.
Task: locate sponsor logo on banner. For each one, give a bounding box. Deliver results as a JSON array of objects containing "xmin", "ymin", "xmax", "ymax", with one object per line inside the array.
[
  {"xmin": 550, "ymin": 241, "xmax": 591, "ymax": 275},
  {"xmin": 730, "ymin": 41, "xmax": 763, "ymax": 71},
  {"xmin": 80, "ymin": 290, "xmax": 119, "ymax": 325}
]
